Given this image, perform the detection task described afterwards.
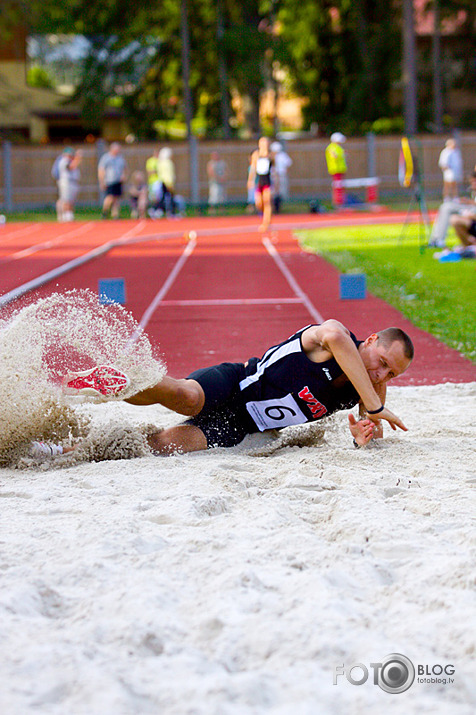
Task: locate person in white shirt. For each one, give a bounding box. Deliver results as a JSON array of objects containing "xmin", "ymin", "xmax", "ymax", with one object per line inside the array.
[
  {"xmin": 270, "ymin": 141, "xmax": 292, "ymax": 213},
  {"xmin": 57, "ymin": 147, "xmax": 82, "ymax": 222},
  {"xmin": 438, "ymin": 138, "xmax": 463, "ymax": 201}
]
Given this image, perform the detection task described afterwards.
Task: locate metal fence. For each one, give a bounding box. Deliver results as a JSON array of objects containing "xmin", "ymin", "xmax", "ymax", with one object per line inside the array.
[{"xmin": 1, "ymin": 133, "xmax": 476, "ymax": 211}]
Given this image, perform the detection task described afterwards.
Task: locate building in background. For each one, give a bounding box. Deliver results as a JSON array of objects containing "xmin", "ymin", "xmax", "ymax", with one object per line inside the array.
[{"xmin": 0, "ymin": 26, "xmax": 128, "ymax": 142}]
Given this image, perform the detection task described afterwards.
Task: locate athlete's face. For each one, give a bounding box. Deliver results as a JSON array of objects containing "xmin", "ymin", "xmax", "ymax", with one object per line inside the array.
[
  {"xmin": 360, "ymin": 334, "xmax": 411, "ymax": 385},
  {"xmin": 259, "ymin": 137, "xmax": 269, "ymax": 153}
]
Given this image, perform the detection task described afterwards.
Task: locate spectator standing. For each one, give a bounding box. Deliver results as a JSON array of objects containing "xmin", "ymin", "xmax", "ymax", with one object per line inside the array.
[
  {"xmin": 438, "ymin": 138, "xmax": 463, "ymax": 201},
  {"xmin": 325, "ymin": 132, "xmax": 347, "ymax": 208},
  {"xmin": 245, "ymin": 151, "xmax": 256, "ymax": 214},
  {"xmin": 270, "ymin": 141, "xmax": 292, "ymax": 213},
  {"xmin": 207, "ymin": 151, "xmax": 227, "ymax": 214},
  {"xmin": 146, "ymin": 147, "xmax": 159, "ymax": 200},
  {"xmin": 98, "ymin": 142, "xmax": 127, "ymax": 219},
  {"xmin": 56, "ymin": 147, "xmax": 82, "ymax": 222},
  {"xmin": 128, "ymin": 171, "xmax": 148, "ymax": 219},
  {"xmin": 156, "ymin": 147, "xmax": 176, "ymax": 216}
]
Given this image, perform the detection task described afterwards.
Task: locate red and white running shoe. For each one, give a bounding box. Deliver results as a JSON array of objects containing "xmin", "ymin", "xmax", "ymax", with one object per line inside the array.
[{"xmin": 63, "ymin": 365, "xmax": 130, "ymax": 397}]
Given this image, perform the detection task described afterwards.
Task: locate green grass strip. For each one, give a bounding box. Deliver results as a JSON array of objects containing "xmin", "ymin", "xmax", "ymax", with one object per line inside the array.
[{"xmin": 298, "ymin": 223, "xmax": 476, "ymax": 362}]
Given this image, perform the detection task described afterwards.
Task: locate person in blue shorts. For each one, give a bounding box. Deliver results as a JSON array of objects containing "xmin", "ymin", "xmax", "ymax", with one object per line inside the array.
[{"xmin": 63, "ymin": 320, "xmax": 414, "ymax": 456}]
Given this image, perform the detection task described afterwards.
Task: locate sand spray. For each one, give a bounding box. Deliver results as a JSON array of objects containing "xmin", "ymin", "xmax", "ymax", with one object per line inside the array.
[{"xmin": 0, "ymin": 290, "xmax": 165, "ymax": 466}]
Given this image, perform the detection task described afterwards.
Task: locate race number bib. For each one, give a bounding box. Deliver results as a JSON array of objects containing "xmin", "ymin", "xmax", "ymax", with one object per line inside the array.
[{"xmin": 245, "ymin": 393, "xmax": 307, "ymax": 431}]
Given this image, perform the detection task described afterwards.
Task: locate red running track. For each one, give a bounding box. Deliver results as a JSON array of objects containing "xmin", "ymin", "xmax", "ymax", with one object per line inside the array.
[{"xmin": 0, "ymin": 214, "xmax": 475, "ymax": 385}]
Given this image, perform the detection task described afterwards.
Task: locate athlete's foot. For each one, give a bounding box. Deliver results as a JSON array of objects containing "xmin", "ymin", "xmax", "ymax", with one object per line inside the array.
[
  {"xmin": 29, "ymin": 441, "xmax": 64, "ymax": 459},
  {"xmin": 29, "ymin": 441, "xmax": 76, "ymax": 459},
  {"xmin": 62, "ymin": 365, "xmax": 130, "ymax": 398}
]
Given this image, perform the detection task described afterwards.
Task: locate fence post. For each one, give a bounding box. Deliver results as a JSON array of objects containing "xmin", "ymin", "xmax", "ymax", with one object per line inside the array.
[
  {"xmin": 189, "ymin": 135, "xmax": 199, "ymax": 205},
  {"xmin": 366, "ymin": 132, "xmax": 376, "ymax": 178},
  {"xmin": 2, "ymin": 141, "xmax": 13, "ymax": 212}
]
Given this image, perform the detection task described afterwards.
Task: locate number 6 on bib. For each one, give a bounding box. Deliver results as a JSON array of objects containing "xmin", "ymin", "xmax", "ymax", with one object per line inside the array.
[{"xmin": 245, "ymin": 393, "xmax": 307, "ymax": 431}]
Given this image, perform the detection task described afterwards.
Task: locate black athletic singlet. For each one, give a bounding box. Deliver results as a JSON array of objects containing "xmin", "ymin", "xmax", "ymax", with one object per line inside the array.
[{"xmin": 239, "ymin": 326, "xmax": 361, "ymax": 432}]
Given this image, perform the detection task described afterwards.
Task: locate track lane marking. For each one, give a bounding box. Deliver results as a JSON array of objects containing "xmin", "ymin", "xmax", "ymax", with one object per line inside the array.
[
  {"xmin": 0, "ymin": 222, "xmax": 96, "ymax": 263},
  {"xmin": 0, "ymin": 222, "xmax": 43, "ymax": 245},
  {"xmin": 158, "ymin": 298, "xmax": 302, "ymax": 306},
  {"xmin": 129, "ymin": 237, "xmax": 197, "ymax": 343},
  {"xmin": 262, "ymin": 236, "xmax": 324, "ymax": 324},
  {"xmin": 0, "ymin": 220, "xmax": 146, "ymax": 308}
]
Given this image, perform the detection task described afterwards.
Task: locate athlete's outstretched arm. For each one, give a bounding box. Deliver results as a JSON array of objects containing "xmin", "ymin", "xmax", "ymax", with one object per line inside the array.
[{"xmin": 303, "ymin": 321, "xmax": 407, "ymax": 431}]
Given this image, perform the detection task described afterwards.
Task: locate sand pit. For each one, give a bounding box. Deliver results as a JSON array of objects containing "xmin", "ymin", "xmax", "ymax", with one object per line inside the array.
[{"xmin": 1, "ymin": 381, "xmax": 475, "ymax": 713}]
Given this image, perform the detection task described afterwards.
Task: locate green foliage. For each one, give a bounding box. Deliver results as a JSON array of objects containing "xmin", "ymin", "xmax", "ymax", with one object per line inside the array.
[
  {"xmin": 299, "ymin": 224, "xmax": 476, "ymax": 362},
  {"xmin": 361, "ymin": 116, "xmax": 405, "ymax": 135},
  {"xmin": 276, "ymin": 0, "xmax": 401, "ymax": 134},
  {"xmin": 26, "ymin": 65, "xmax": 54, "ymax": 88},
  {"xmin": 13, "ymin": 0, "xmax": 476, "ymax": 138}
]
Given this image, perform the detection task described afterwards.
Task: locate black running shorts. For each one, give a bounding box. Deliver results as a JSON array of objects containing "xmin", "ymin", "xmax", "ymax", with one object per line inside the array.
[
  {"xmin": 105, "ymin": 181, "xmax": 123, "ymax": 197},
  {"xmin": 185, "ymin": 362, "xmax": 256, "ymax": 448}
]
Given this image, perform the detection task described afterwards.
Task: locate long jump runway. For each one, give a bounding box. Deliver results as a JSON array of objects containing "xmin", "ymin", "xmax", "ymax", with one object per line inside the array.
[{"xmin": 1, "ymin": 214, "xmax": 475, "ymax": 385}]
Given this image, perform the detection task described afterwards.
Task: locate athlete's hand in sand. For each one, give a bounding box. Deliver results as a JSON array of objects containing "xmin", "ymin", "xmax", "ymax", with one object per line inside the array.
[
  {"xmin": 348, "ymin": 415, "xmax": 374, "ymax": 446},
  {"xmin": 367, "ymin": 407, "xmax": 407, "ymax": 432}
]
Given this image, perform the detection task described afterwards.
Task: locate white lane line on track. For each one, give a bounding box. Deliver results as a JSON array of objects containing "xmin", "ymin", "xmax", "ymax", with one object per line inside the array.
[
  {"xmin": 0, "ymin": 220, "xmax": 147, "ymax": 309},
  {"xmin": 158, "ymin": 298, "xmax": 302, "ymax": 306},
  {"xmin": 1, "ymin": 222, "xmax": 95, "ymax": 263},
  {"xmin": 0, "ymin": 222, "xmax": 43, "ymax": 245},
  {"xmin": 129, "ymin": 237, "xmax": 197, "ymax": 344},
  {"xmin": 262, "ymin": 236, "xmax": 324, "ymax": 324}
]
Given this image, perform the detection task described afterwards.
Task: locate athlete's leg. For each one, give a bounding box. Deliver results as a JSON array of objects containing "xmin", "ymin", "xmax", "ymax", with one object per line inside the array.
[
  {"xmin": 147, "ymin": 424, "xmax": 207, "ymax": 455},
  {"xmin": 259, "ymin": 186, "xmax": 272, "ymax": 230},
  {"xmin": 255, "ymin": 190, "xmax": 263, "ymax": 214},
  {"xmin": 111, "ymin": 196, "xmax": 121, "ymax": 219},
  {"xmin": 126, "ymin": 376, "xmax": 205, "ymax": 416},
  {"xmin": 102, "ymin": 193, "xmax": 114, "ymax": 216},
  {"xmin": 450, "ymin": 215, "xmax": 475, "ymax": 246}
]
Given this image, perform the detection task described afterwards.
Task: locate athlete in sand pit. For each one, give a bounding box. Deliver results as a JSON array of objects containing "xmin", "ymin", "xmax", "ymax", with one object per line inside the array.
[{"xmin": 52, "ymin": 321, "xmax": 413, "ymax": 458}]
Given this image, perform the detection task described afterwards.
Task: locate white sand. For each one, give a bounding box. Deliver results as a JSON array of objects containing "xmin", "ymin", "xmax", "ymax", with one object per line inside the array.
[{"xmin": 1, "ymin": 382, "xmax": 475, "ymax": 714}]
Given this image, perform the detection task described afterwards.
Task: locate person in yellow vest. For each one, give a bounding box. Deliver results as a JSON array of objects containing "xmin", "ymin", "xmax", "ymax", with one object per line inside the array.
[
  {"xmin": 325, "ymin": 132, "xmax": 347, "ymax": 208},
  {"xmin": 145, "ymin": 148, "xmax": 159, "ymax": 195},
  {"xmin": 157, "ymin": 147, "xmax": 176, "ymax": 216}
]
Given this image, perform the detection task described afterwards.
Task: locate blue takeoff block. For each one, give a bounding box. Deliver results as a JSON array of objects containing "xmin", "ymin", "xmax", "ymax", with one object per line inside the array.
[
  {"xmin": 99, "ymin": 278, "xmax": 126, "ymax": 305},
  {"xmin": 339, "ymin": 274, "xmax": 366, "ymax": 300}
]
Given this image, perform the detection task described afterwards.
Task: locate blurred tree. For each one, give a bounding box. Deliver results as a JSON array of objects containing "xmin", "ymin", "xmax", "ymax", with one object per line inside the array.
[
  {"xmin": 276, "ymin": 0, "xmax": 400, "ymax": 134},
  {"xmin": 17, "ymin": 0, "xmax": 236, "ymax": 137},
  {"xmin": 26, "ymin": 65, "xmax": 54, "ymax": 88},
  {"xmin": 223, "ymin": 0, "xmax": 286, "ymax": 135},
  {"xmin": 422, "ymin": 0, "xmax": 476, "ymax": 130},
  {"xmin": 10, "ymin": 0, "xmax": 473, "ymax": 137}
]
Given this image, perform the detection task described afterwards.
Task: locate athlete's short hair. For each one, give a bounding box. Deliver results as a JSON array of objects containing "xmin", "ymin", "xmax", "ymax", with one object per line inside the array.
[{"xmin": 376, "ymin": 327, "xmax": 414, "ymax": 360}]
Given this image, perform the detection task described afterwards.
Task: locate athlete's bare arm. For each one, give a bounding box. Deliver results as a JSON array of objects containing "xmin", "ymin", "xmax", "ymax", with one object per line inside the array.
[
  {"xmin": 247, "ymin": 151, "xmax": 258, "ymax": 188},
  {"xmin": 301, "ymin": 321, "xmax": 407, "ymax": 432}
]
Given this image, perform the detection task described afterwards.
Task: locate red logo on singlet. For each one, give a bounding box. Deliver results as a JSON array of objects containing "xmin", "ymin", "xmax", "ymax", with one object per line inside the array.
[{"xmin": 298, "ymin": 386, "xmax": 327, "ymax": 419}]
